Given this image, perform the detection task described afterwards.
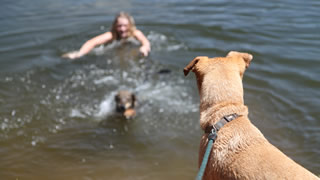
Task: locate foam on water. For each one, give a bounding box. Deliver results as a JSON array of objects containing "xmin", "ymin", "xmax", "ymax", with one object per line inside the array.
[
  {"xmin": 95, "ymin": 91, "xmax": 117, "ymax": 120},
  {"xmin": 147, "ymin": 31, "xmax": 187, "ymax": 52}
]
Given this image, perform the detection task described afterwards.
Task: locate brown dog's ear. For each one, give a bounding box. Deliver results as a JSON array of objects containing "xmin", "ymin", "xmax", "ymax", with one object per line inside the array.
[
  {"xmin": 227, "ymin": 51, "xmax": 253, "ymax": 68},
  {"xmin": 183, "ymin": 56, "xmax": 208, "ymax": 76},
  {"xmin": 131, "ymin": 94, "xmax": 136, "ymax": 108},
  {"xmin": 115, "ymin": 94, "xmax": 120, "ymax": 102}
]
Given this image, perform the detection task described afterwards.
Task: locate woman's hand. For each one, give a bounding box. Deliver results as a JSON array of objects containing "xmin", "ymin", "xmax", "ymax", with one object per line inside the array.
[
  {"xmin": 139, "ymin": 46, "xmax": 150, "ymax": 57},
  {"xmin": 62, "ymin": 51, "xmax": 82, "ymax": 60},
  {"xmin": 134, "ymin": 30, "xmax": 151, "ymax": 57}
]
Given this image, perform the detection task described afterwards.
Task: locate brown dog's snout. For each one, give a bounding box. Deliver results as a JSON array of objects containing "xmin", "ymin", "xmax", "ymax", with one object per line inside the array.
[
  {"xmin": 116, "ymin": 104, "xmax": 126, "ymax": 112},
  {"xmin": 124, "ymin": 109, "xmax": 136, "ymax": 119}
]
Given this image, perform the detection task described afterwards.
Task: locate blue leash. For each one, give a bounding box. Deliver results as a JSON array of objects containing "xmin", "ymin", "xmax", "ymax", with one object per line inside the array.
[
  {"xmin": 196, "ymin": 130, "xmax": 217, "ymax": 180},
  {"xmin": 195, "ymin": 113, "xmax": 239, "ymax": 180}
]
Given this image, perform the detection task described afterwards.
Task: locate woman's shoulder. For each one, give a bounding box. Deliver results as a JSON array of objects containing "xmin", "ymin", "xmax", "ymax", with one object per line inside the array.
[{"xmin": 133, "ymin": 29, "xmax": 144, "ymax": 37}]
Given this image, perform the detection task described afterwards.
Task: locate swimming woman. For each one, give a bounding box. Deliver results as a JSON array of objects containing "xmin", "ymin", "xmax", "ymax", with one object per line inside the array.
[{"xmin": 63, "ymin": 12, "xmax": 151, "ymax": 59}]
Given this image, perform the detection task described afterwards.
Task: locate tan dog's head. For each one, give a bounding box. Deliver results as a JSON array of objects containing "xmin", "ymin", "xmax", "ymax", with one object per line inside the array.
[
  {"xmin": 184, "ymin": 51, "xmax": 252, "ymax": 106},
  {"xmin": 184, "ymin": 51, "xmax": 252, "ymax": 129},
  {"xmin": 115, "ymin": 90, "xmax": 137, "ymax": 119},
  {"xmin": 184, "ymin": 51, "xmax": 252, "ymax": 77}
]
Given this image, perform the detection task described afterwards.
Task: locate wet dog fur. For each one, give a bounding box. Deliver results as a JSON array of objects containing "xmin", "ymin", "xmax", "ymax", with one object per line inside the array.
[{"xmin": 115, "ymin": 90, "xmax": 137, "ymax": 119}]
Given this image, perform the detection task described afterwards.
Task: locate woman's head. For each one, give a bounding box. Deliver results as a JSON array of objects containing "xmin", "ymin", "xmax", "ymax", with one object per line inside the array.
[{"xmin": 111, "ymin": 12, "xmax": 136, "ymax": 40}]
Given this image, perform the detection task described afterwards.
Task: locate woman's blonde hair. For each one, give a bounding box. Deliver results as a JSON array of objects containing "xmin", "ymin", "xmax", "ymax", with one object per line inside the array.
[{"xmin": 111, "ymin": 12, "xmax": 136, "ymax": 40}]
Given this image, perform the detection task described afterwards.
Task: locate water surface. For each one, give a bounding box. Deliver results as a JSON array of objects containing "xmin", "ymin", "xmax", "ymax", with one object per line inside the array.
[{"xmin": 0, "ymin": 0, "xmax": 319, "ymax": 179}]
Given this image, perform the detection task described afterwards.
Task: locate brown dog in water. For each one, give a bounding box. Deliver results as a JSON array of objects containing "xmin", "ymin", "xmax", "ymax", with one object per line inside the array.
[
  {"xmin": 184, "ymin": 51, "xmax": 319, "ymax": 180},
  {"xmin": 115, "ymin": 90, "xmax": 137, "ymax": 119}
]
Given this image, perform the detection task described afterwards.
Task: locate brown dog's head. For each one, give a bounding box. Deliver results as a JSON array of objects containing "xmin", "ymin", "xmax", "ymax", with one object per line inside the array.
[{"xmin": 115, "ymin": 90, "xmax": 137, "ymax": 119}]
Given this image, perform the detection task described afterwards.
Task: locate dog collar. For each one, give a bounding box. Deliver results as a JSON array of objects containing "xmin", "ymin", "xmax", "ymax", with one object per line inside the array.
[{"xmin": 205, "ymin": 113, "xmax": 240, "ymax": 134}]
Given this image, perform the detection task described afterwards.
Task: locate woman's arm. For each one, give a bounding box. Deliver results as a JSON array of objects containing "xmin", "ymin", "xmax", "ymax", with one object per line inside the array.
[
  {"xmin": 63, "ymin": 32, "xmax": 113, "ymax": 59},
  {"xmin": 134, "ymin": 30, "xmax": 151, "ymax": 57}
]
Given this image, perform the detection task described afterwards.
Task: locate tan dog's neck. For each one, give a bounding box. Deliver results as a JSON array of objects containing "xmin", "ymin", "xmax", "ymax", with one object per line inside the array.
[
  {"xmin": 198, "ymin": 70, "xmax": 248, "ymax": 129},
  {"xmin": 200, "ymin": 101, "xmax": 248, "ymax": 130}
]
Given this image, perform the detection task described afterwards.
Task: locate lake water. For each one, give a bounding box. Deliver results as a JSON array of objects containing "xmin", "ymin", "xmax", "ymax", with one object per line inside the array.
[{"xmin": 0, "ymin": 0, "xmax": 319, "ymax": 179}]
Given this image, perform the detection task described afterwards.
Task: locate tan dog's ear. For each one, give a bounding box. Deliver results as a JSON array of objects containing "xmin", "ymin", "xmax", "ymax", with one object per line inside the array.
[
  {"xmin": 183, "ymin": 58, "xmax": 199, "ymax": 76},
  {"xmin": 227, "ymin": 51, "xmax": 253, "ymax": 68},
  {"xmin": 183, "ymin": 56, "xmax": 208, "ymax": 76},
  {"xmin": 242, "ymin": 53, "xmax": 253, "ymax": 68}
]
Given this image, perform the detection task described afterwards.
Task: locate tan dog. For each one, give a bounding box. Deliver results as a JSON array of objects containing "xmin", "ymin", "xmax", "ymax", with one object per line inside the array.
[
  {"xmin": 115, "ymin": 90, "xmax": 137, "ymax": 119},
  {"xmin": 184, "ymin": 51, "xmax": 319, "ymax": 180}
]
